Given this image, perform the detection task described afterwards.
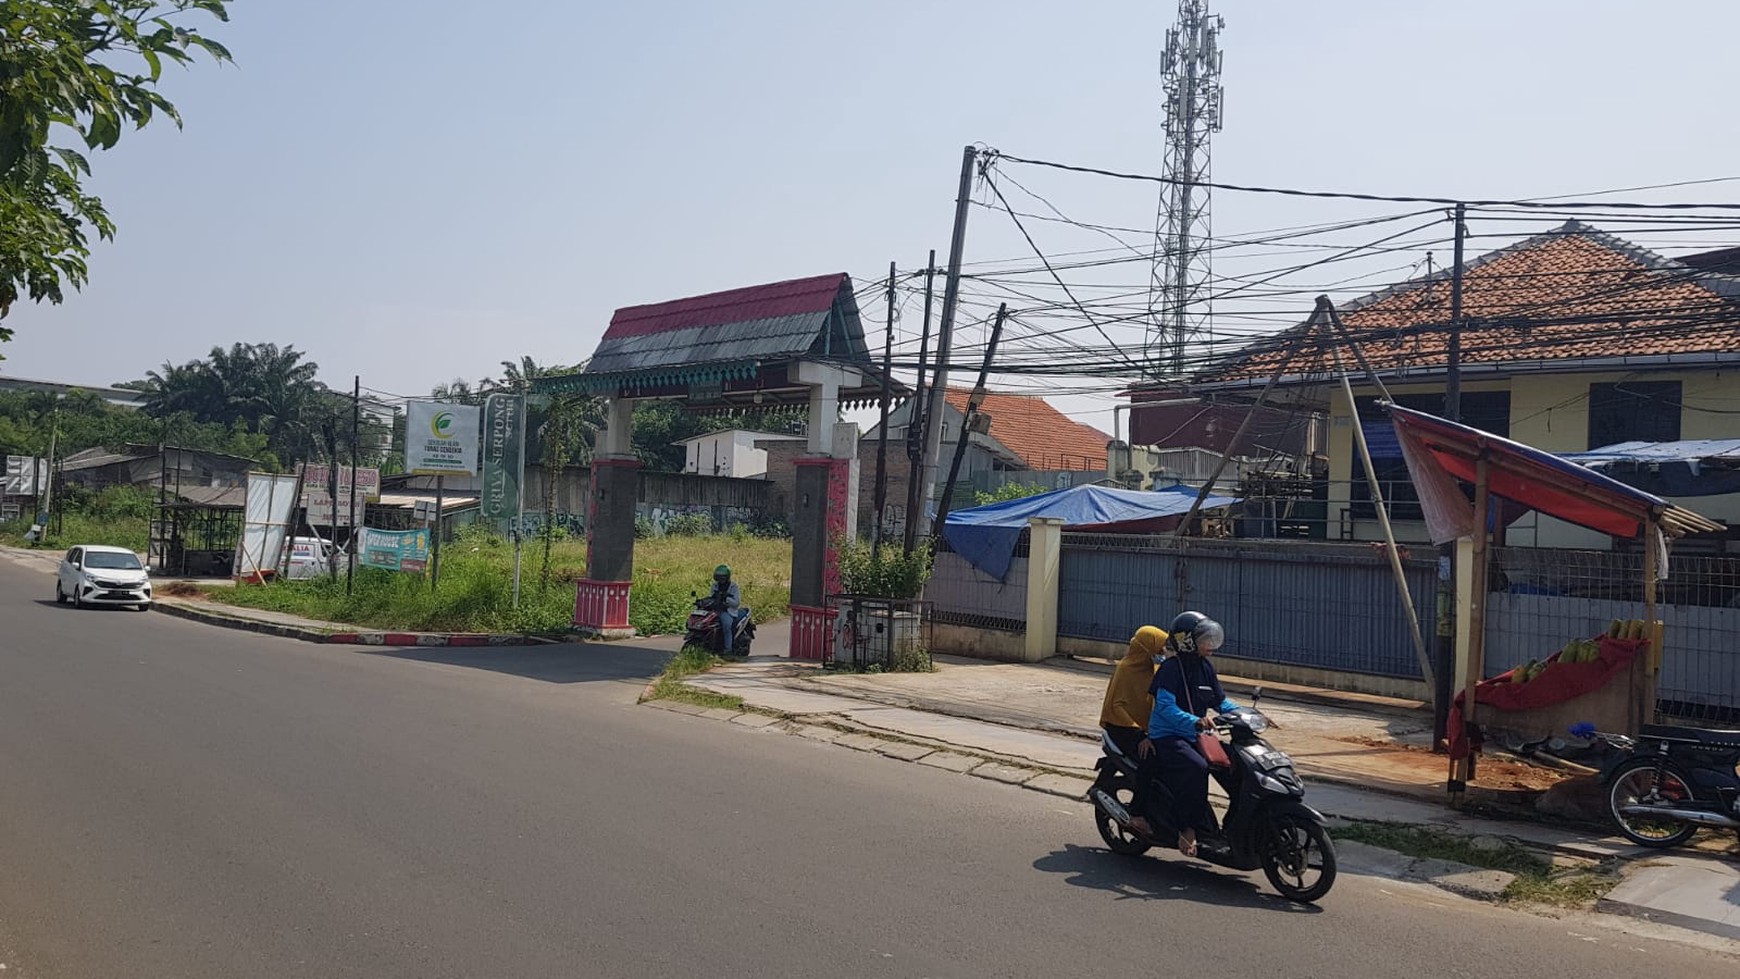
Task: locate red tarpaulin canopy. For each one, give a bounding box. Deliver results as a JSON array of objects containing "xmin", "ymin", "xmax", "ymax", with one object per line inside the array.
[{"xmin": 1387, "ymin": 405, "xmax": 1720, "ymax": 542}]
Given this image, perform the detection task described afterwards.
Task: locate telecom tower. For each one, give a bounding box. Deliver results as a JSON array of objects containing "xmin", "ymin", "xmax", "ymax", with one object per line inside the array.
[{"xmin": 1148, "ymin": 0, "xmax": 1225, "ymax": 376}]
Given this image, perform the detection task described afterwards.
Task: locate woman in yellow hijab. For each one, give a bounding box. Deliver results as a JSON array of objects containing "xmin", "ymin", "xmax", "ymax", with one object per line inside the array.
[{"xmin": 1099, "ymin": 625, "xmax": 1169, "ymax": 757}]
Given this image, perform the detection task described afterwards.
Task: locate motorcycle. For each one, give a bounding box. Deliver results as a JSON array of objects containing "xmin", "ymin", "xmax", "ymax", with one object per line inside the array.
[
  {"xmin": 1572, "ymin": 721, "xmax": 1740, "ymax": 848},
  {"xmin": 683, "ymin": 590, "xmax": 755, "ymax": 656},
  {"xmin": 1088, "ymin": 693, "xmax": 1338, "ymax": 902}
]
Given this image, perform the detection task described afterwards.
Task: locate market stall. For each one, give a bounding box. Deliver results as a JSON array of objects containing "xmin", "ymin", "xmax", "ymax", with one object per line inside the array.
[{"xmin": 1385, "ymin": 405, "xmax": 1723, "ymax": 793}]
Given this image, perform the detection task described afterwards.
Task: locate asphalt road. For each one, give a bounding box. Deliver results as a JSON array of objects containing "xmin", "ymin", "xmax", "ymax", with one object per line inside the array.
[{"xmin": 0, "ymin": 555, "xmax": 1734, "ymax": 978}]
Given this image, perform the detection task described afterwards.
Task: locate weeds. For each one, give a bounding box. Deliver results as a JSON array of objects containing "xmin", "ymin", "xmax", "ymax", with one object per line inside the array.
[
  {"xmin": 1329, "ymin": 821, "xmax": 1620, "ymax": 908},
  {"xmin": 641, "ymin": 645, "xmax": 744, "ymax": 710}
]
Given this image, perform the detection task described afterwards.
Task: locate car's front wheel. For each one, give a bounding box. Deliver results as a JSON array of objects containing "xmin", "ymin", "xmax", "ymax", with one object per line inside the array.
[{"xmin": 55, "ymin": 581, "xmax": 66, "ymax": 604}]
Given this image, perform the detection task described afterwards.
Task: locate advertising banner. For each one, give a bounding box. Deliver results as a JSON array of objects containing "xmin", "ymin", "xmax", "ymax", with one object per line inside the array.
[
  {"xmin": 298, "ymin": 464, "xmax": 382, "ymax": 526},
  {"xmin": 359, "ymin": 527, "xmax": 430, "ymax": 573},
  {"xmin": 480, "ymin": 394, "xmax": 523, "ymax": 519},
  {"xmin": 405, "ymin": 401, "xmax": 480, "ymax": 476}
]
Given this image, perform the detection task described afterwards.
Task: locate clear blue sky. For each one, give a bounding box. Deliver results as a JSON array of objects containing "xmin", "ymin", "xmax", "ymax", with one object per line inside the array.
[{"xmin": 5, "ymin": 0, "xmax": 1740, "ymax": 432}]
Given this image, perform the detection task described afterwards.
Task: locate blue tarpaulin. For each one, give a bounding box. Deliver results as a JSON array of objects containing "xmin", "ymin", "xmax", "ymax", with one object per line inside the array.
[
  {"xmin": 1562, "ymin": 439, "xmax": 1740, "ymax": 497},
  {"xmin": 942, "ymin": 484, "xmax": 1240, "ymax": 580}
]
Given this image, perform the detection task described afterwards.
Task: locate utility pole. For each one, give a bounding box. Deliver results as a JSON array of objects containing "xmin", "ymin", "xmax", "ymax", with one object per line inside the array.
[
  {"xmin": 918, "ymin": 146, "xmax": 979, "ymax": 541},
  {"xmin": 1445, "ymin": 203, "xmax": 1467, "ymax": 423},
  {"xmin": 1433, "ymin": 202, "xmax": 1468, "ymax": 750},
  {"xmin": 935, "ymin": 304, "xmax": 1009, "ymax": 531},
  {"xmin": 903, "ymin": 249, "xmax": 937, "ymax": 555},
  {"xmin": 348, "ymin": 375, "xmax": 361, "ymax": 595},
  {"xmin": 872, "ymin": 261, "xmax": 895, "ymax": 558},
  {"xmin": 42, "ymin": 401, "xmax": 59, "ymax": 537},
  {"xmin": 1149, "ymin": 0, "xmax": 1227, "ymax": 374}
]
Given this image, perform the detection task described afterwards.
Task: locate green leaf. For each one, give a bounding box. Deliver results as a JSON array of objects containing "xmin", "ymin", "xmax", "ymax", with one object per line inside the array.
[{"xmin": 50, "ymin": 146, "xmax": 92, "ymax": 177}]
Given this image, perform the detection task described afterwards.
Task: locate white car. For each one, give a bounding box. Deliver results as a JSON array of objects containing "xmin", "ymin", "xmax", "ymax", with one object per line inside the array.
[{"xmin": 56, "ymin": 545, "xmax": 153, "ymax": 610}]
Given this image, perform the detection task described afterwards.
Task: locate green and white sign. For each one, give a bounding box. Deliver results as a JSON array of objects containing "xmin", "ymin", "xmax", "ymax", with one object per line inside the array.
[
  {"xmin": 406, "ymin": 400, "xmax": 481, "ymax": 476},
  {"xmin": 360, "ymin": 527, "xmax": 429, "ymax": 573},
  {"xmin": 480, "ymin": 394, "xmax": 523, "ymax": 520}
]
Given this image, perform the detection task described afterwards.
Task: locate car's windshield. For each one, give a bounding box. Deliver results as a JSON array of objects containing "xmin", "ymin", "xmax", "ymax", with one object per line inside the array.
[{"xmin": 83, "ymin": 551, "xmax": 142, "ymax": 570}]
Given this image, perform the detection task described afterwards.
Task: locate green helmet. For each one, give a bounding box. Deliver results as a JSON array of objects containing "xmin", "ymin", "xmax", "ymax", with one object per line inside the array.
[{"xmin": 714, "ymin": 564, "xmax": 731, "ymax": 580}]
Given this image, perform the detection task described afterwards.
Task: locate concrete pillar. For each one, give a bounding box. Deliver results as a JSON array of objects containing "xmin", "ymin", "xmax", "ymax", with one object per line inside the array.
[
  {"xmin": 788, "ymin": 361, "xmax": 864, "ymax": 660},
  {"xmin": 576, "ymin": 398, "xmax": 638, "ymax": 638},
  {"xmin": 1024, "ymin": 517, "xmax": 1065, "ymax": 662},
  {"xmin": 1452, "ymin": 535, "xmax": 1475, "ymax": 691}
]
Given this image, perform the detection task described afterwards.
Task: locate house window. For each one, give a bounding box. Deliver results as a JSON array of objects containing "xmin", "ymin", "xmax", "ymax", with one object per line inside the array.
[
  {"xmin": 1350, "ymin": 391, "xmax": 1510, "ymax": 521},
  {"xmin": 1587, "ymin": 381, "xmax": 1681, "ymax": 450}
]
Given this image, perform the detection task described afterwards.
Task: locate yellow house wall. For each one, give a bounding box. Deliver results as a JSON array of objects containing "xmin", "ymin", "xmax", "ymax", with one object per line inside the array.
[{"xmin": 1326, "ymin": 370, "xmax": 1739, "ymax": 548}]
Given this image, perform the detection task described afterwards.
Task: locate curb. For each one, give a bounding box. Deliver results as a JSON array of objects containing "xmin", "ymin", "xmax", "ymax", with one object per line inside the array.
[{"xmin": 151, "ymin": 601, "xmax": 559, "ymax": 648}]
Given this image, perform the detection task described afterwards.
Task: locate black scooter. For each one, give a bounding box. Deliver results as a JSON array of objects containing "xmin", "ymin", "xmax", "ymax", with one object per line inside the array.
[
  {"xmin": 1575, "ymin": 721, "xmax": 1740, "ymax": 848},
  {"xmin": 1089, "ymin": 695, "xmax": 1338, "ymax": 902},
  {"xmin": 683, "ymin": 590, "xmax": 755, "ymax": 656}
]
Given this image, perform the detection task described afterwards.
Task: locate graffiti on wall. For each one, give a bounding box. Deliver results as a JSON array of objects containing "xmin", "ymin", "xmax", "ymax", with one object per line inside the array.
[
  {"xmin": 637, "ymin": 504, "xmax": 759, "ymax": 535},
  {"xmin": 507, "ymin": 511, "xmax": 587, "ymax": 539}
]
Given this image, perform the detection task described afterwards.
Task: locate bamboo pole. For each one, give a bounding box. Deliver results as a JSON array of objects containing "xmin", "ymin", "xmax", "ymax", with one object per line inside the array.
[{"xmin": 1453, "ymin": 450, "xmax": 1492, "ymax": 790}]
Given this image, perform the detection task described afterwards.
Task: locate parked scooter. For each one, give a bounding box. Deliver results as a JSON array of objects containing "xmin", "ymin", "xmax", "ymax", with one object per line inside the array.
[
  {"xmin": 1088, "ymin": 691, "xmax": 1337, "ymax": 902},
  {"xmin": 683, "ymin": 590, "xmax": 755, "ymax": 656},
  {"xmin": 1572, "ymin": 721, "xmax": 1740, "ymax": 848}
]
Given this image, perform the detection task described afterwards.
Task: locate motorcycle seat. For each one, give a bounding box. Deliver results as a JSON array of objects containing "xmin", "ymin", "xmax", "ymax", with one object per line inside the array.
[{"xmin": 1640, "ymin": 723, "xmax": 1740, "ymax": 748}]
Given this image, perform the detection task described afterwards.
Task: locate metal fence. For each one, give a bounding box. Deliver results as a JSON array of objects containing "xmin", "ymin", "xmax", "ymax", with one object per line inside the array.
[
  {"xmin": 1057, "ymin": 535, "xmax": 1438, "ymax": 680},
  {"xmin": 1483, "ymin": 547, "xmax": 1740, "ymax": 724},
  {"xmin": 926, "ymin": 548, "xmax": 1028, "ymax": 630}
]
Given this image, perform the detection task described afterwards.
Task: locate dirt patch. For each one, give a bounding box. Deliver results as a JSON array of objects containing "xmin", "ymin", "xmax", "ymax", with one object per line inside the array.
[
  {"xmin": 157, "ymin": 581, "xmax": 207, "ymax": 598},
  {"xmin": 1334, "ymin": 735, "xmax": 1567, "ymax": 793}
]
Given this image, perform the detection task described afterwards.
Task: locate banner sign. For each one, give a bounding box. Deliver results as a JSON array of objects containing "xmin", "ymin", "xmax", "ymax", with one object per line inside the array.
[
  {"xmin": 405, "ymin": 400, "xmax": 480, "ymax": 476},
  {"xmin": 359, "ymin": 527, "xmax": 429, "ymax": 573},
  {"xmin": 480, "ymin": 394, "xmax": 522, "ymax": 520},
  {"xmin": 297, "ymin": 464, "xmax": 382, "ymax": 526},
  {"xmin": 3, "ymin": 456, "xmax": 45, "ymax": 495}
]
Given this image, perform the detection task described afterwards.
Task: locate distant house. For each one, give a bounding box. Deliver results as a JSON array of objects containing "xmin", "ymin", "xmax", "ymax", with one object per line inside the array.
[
  {"xmin": 756, "ymin": 388, "xmax": 1112, "ymax": 533},
  {"xmin": 60, "ymin": 444, "xmax": 256, "ymax": 493},
  {"xmin": 677, "ymin": 429, "xmax": 805, "ymax": 478},
  {"xmin": 1189, "ymin": 220, "xmax": 1740, "ymax": 549}
]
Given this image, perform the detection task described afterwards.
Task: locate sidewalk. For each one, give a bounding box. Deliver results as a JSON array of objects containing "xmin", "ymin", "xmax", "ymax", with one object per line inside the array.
[{"xmin": 677, "ymin": 656, "xmax": 1740, "ymax": 938}]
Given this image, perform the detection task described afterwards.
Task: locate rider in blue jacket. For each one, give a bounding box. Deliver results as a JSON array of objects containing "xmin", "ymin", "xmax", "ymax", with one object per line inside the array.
[{"xmin": 1142, "ymin": 611, "xmax": 1238, "ymax": 857}]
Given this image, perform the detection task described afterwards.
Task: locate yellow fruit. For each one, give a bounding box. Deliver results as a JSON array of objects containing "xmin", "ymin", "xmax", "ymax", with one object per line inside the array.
[
  {"xmin": 1608, "ymin": 619, "xmax": 1625, "ymax": 639},
  {"xmin": 1627, "ymin": 619, "xmax": 1646, "ymax": 640}
]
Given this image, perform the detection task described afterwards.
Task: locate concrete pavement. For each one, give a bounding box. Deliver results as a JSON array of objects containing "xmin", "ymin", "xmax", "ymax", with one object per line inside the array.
[{"xmin": 3, "ymin": 555, "xmax": 1737, "ymax": 975}]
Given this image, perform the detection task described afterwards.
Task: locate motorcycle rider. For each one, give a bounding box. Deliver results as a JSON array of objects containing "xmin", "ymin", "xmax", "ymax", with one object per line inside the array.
[
  {"xmin": 1141, "ymin": 611, "xmax": 1239, "ymax": 858},
  {"xmin": 1099, "ymin": 625, "xmax": 1169, "ymax": 834},
  {"xmin": 709, "ymin": 564, "xmax": 746, "ymax": 654}
]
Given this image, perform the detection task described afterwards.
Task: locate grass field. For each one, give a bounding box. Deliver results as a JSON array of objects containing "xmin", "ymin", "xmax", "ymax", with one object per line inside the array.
[{"xmin": 207, "ymin": 529, "xmax": 792, "ymax": 636}]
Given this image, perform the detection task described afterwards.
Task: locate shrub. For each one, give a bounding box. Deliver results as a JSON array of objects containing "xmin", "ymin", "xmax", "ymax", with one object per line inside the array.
[
  {"xmin": 663, "ymin": 512, "xmax": 714, "ymax": 537},
  {"xmin": 836, "ymin": 537, "xmax": 933, "ymax": 600}
]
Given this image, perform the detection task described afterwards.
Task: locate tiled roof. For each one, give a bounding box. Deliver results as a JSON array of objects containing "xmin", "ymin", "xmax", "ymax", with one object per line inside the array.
[
  {"xmin": 1202, "ymin": 220, "xmax": 1740, "ymax": 384},
  {"xmin": 578, "ymin": 273, "xmax": 869, "ymax": 381},
  {"xmin": 945, "ymin": 389, "xmax": 1110, "ymax": 471}
]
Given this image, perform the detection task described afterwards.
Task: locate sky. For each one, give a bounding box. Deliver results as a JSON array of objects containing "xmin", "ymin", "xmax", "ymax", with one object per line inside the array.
[{"xmin": 5, "ymin": 0, "xmax": 1740, "ymax": 435}]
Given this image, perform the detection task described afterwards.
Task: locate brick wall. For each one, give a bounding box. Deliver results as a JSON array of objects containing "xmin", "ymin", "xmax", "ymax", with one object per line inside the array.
[{"xmin": 759, "ymin": 438, "xmax": 916, "ymax": 535}]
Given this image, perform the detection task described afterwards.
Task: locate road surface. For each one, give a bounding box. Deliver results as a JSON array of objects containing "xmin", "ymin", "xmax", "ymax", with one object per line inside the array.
[{"xmin": 0, "ymin": 555, "xmax": 1732, "ymax": 977}]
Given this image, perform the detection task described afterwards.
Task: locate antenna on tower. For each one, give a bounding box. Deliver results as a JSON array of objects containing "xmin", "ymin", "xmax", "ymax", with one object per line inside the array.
[{"xmin": 1148, "ymin": 0, "xmax": 1226, "ymax": 377}]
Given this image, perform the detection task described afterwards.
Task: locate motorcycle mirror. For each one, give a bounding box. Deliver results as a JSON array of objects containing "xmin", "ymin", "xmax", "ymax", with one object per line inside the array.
[{"xmin": 1251, "ymin": 686, "xmax": 1263, "ymax": 703}]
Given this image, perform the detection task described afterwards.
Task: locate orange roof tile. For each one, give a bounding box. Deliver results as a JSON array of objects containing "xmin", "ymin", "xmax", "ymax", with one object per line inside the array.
[
  {"xmin": 1204, "ymin": 220, "xmax": 1740, "ymax": 384},
  {"xmin": 944, "ymin": 389, "xmax": 1110, "ymax": 471}
]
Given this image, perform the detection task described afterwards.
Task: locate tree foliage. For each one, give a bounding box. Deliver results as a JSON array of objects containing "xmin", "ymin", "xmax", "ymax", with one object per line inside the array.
[
  {"xmin": 0, "ymin": 1, "xmax": 235, "ymax": 337},
  {"xmin": 0, "ymin": 386, "xmax": 271, "ymax": 465},
  {"xmin": 134, "ymin": 342, "xmax": 387, "ymax": 467},
  {"xmin": 972, "ymin": 481, "xmax": 1054, "ymax": 507}
]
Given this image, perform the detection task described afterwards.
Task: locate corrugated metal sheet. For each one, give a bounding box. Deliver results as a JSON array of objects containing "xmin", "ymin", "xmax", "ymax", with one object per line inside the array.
[
  {"xmin": 604, "ymin": 273, "xmax": 847, "ymax": 339},
  {"xmin": 927, "ymin": 551, "xmax": 1027, "ymax": 626},
  {"xmin": 588, "ymin": 312, "xmax": 831, "ymax": 375},
  {"xmin": 1056, "ymin": 538, "xmax": 1435, "ymax": 680}
]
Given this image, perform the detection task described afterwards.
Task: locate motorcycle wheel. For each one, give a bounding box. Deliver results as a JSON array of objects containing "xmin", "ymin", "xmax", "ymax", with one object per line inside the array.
[
  {"xmin": 1091, "ymin": 778, "xmax": 1152, "ymax": 856},
  {"xmin": 1261, "ymin": 804, "xmax": 1337, "ymax": 903},
  {"xmin": 1607, "ymin": 758, "xmax": 1699, "ymax": 848}
]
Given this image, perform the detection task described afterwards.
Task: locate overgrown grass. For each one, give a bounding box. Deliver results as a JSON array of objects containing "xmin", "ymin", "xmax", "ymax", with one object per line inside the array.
[
  {"xmin": 640, "ymin": 645, "xmax": 744, "ymax": 710},
  {"xmin": 1330, "ymin": 821, "xmax": 1620, "ymax": 908},
  {"xmin": 207, "ymin": 529, "xmax": 792, "ymax": 636},
  {"xmin": 0, "ymin": 513, "xmax": 149, "ymax": 553}
]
